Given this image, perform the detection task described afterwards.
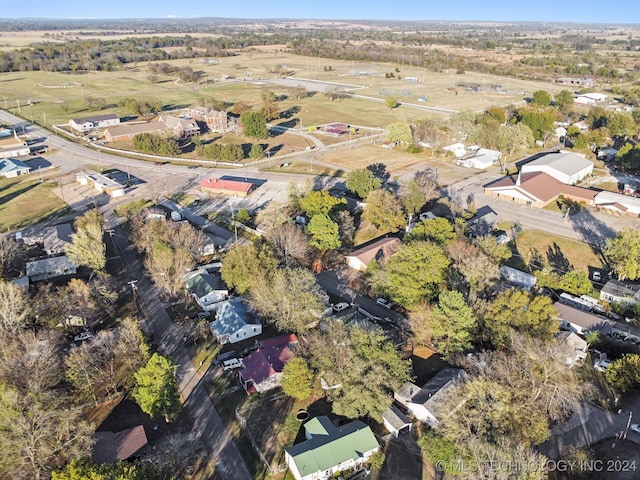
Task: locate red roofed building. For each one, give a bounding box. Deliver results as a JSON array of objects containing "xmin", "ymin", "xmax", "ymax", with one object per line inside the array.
[
  {"xmin": 239, "ymin": 333, "xmax": 298, "ymax": 394},
  {"xmin": 200, "ymin": 178, "xmax": 257, "ymax": 197}
]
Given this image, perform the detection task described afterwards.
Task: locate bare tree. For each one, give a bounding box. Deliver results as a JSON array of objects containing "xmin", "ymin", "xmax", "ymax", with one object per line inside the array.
[
  {"xmin": 0, "ymin": 234, "xmax": 19, "ymax": 279},
  {"xmin": 413, "ymin": 167, "xmax": 439, "ymax": 203},
  {"xmin": 265, "ymin": 223, "xmax": 309, "ymax": 267},
  {"xmin": 0, "ymin": 280, "xmax": 32, "ymax": 334}
]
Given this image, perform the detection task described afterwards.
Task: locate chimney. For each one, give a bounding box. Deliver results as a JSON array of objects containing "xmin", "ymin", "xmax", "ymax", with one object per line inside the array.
[{"xmin": 515, "ymin": 170, "xmax": 521, "ymax": 187}]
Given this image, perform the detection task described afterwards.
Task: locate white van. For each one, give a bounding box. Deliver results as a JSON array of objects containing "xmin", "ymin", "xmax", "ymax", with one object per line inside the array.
[{"xmin": 222, "ymin": 358, "xmax": 244, "ymax": 371}]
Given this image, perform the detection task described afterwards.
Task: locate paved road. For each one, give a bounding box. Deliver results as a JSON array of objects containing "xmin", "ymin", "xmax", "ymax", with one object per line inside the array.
[{"xmin": 105, "ymin": 214, "xmax": 252, "ymax": 480}]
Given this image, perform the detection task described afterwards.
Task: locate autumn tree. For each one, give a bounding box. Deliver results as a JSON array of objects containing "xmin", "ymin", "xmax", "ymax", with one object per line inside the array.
[
  {"xmin": 335, "ymin": 210, "xmax": 356, "ymax": 247},
  {"xmin": 474, "ymin": 235, "xmax": 512, "ymax": 264},
  {"xmin": 132, "ymin": 353, "xmax": 182, "ymax": 422},
  {"xmin": 249, "ymin": 268, "xmax": 326, "ymax": 333},
  {"xmin": 447, "ymin": 239, "xmax": 500, "ymax": 294},
  {"xmin": 401, "ymin": 180, "xmax": 426, "ymax": 214},
  {"xmin": 0, "ymin": 234, "xmax": 19, "ymax": 279},
  {"xmin": 385, "ymin": 96, "xmax": 398, "ymax": 109},
  {"xmin": 413, "ymin": 167, "xmax": 439, "ymax": 203},
  {"xmin": 369, "ymin": 241, "xmax": 449, "ymax": 308},
  {"xmin": 482, "ymin": 289, "xmax": 558, "ymax": 348},
  {"xmin": 220, "ymin": 242, "xmax": 278, "ymax": 295},
  {"xmin": 345, "ymin": 168, "xmax": 382, "ymax": 199},
  {"xmin": 429, "ymin": 290, "xmax": 477, "ymax": 358},
  {"xmin": 608, "ymin": 112, "xmax": 637, "ymax": 138},
  {"xmin": 299, "ymin": 190, "xmax": 346, "ymax": 218},
  {"xmin": 65, "ymin": 209, "xmax": 106, "ymax": 274},
  {"xmin": 531, "ymin": 90, "xmax": 552, "ymax": 107},
  {"xmin": 362, "ymin": 189, "xmax": 405, "ymax": 233},
  {"xmin": 385, "ymin": 121, "xmax": 413, "ymax": 144},
  {"xmin": 554, "ymin": 90, "xmax": 574, "ymax": 111},
  {"xmin": 281, "ymin": 357, "xmax": 314, "ymax": 400},
  {"xmin": 52, "ymin": 459, "xmax": 156, "ymax": 480},
  {"xmin": 306, "ymin": 323, "xmax": 411, "ymax": 421},
  {"xmin": 604, "ymin": 228, "xmax": 640, "ymax": 280}
]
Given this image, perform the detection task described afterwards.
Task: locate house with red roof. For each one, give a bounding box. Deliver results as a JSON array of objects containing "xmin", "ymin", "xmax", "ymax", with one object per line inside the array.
[
  {"xmin": 200, "ymin": 178, "xmax": 257, "ymax": 197},
  {"xmin": 239, "ymin": 333, "xmax": 298, "ymax": 394}
]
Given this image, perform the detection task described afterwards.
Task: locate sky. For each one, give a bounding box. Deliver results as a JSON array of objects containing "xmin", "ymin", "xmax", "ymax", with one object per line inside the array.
[{"xmin": 3, "ymin": 0, "xmax": 640, "ymax": 24}]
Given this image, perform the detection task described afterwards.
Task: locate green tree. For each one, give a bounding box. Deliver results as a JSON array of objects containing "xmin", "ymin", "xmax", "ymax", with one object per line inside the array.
[
  {"xmin": 407, "ymin": 217, "xmax": 456, "ymax": 245},
  {"xmin": 497, "ymin": 123, "xmax": 535, "ymax": 154},
  {"xmin": 519, "ymin": 107, "xmax": 556, "ymax": 141},
  {"xmin": 413, "ymin": 168, "xmax": 439, "ymax": 202},
  {"xmin": 281, "ymin": 357, "xmax": 314, "ymax": 400},
  {"xmin": 305, "ymin": 214, "xmax": 341, "ymax": 251},
  {"xmin": 362, "ymin": 189, "xmax": 405, "ymax": 233},
  {"xmin": 369, "ymin": 241, "xmax": 449, "ymax": 308},
  {"xmin": 345, "ymin": 168, "xmax": 382, "ymax": 199},
  {"xmin": 300, "ymin": 190, "xmax": 346, "ymax": 218},
  {"xmin": 240, "ymin": 110, "xmax": 268, "ymax": 139},
  {"xmin": 531, "ymin": 90, "xmax": 552, "ymax": 107},
  {"xmin": 554, "ymin": 90, "xmax": 574, "ymax": 111},
  {"xmin": 430, "ymin": 290, "xmax": 477, "ymax": 358},
  {"xmin": 52, "ymin": 458, "xmax": 156, "ymax": 480},
  {"xmin": 485, "ymin": 107, "xmax": 506, "ymax": 124},
  {"xmin": 249, "ymin": 267, "xmax": 326, "ymax": 332},
  {"xmin": 385, "ymin": 96, "xmax": 398, "ymax": 109},
  {"xmin": 608, "ymin": 112, "xmax": 637, "ymax": 138},
  {"xmin": 474, "ymin": 235, "xmax": 512, "ymax": 264},
  {"xmin": 236, "ymin": 208, "xmax": 251, "ymax": 224},
  {"xmin": 65, "ymin": 209, "xmax": 106, "ymax": 273},
  {"xmin": 605, "ymin": 354, "xmax": 640, "ymax": 392},
  {"xmin": 249, "ymin": 143, "xmax": 264, "ymax": 159},
  {"xmin": 220, "ymin": 243, "xmax": 278, "ymax": 295},
  {"xmin": 604, "ymin": 228, "xmax": 640, "ymax": 281},
  {"xmin": 385, "ymin": 121, "xmax": 413, "ymax": 144},
  {"xmin": 307, "ymin": 323, "xmax": 411, "ymax": 421},
  {"xmin": 483, "ymin": 289, "xmax": 558, "ymax": 348},
  {"xmin": 132, "ymin": 353, "xmax": 182, "ymax": 422},
  {"xmin": 401, "ymin": 180, "xmax": 426, "ymax": 214}
]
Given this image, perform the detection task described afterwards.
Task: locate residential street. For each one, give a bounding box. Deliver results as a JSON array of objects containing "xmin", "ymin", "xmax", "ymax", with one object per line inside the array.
[{"xmin": 104, "ymin": 213, "xmax": 252, "ymax": 480}]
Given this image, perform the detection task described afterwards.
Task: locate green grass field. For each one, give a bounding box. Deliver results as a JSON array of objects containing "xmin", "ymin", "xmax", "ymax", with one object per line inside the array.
[{"xmin": 0, "ymin": 177, "xmax": 70, "ymax": 231}]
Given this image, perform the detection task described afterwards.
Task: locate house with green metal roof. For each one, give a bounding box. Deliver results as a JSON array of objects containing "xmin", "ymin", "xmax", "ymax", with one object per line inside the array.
[
  {"xmin": 185, "ymin": 269, "xmax": 228, "ymax": 311},
  {"xmin": 285, "ymin": 416, "xmax": 379, "ymax": 480}
]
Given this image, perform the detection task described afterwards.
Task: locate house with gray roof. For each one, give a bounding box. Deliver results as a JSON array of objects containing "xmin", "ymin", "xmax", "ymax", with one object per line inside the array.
[
  {"xmin": 185, "ymin": 269, "xmax": 228, "ymax": 311},
  {"xmin": 0, "ymin": 157, "xmax": 31, "ymax": 178},
  {"xmin": 554, "ymin": 302, "xmax": 611, "ymax": 336},
  {"xmin": 382, "ymin": 404, "xmax": 412, "ymax": 438},
  {"xmin": 594, "ymin": 191, "xmax": 640, "ymax": 216},
  {"xmin": 26, "ymin": 255, "xmax": 77, "ymax": 282},
  {"xmin": 600, "ymin": 279, "xmax": 640, "ymax": 306},
  {"xmin": 394, "ymin": 368, "xmax": 464, "ymax": 427},
  {"xmin": 69, "ymin": 113, "xmax": 120, "ymax": 132},
  {"xmin": 16, "ymin": 223, "xmax": 72, "ymax": 255},
  {"xmin": 209, "ymin": 299, "xmax": 262, "ymax": 344},
  {"xmin": 500, "ymin": 265, "xmax": 537, "ymax": 290},
  {"xmin": 519, "ymin": 151, "xmax": 593, "ymax": 185},
  {"xmin": 285, "ymin": 416, "xmax": 379, "ymax": 480}
]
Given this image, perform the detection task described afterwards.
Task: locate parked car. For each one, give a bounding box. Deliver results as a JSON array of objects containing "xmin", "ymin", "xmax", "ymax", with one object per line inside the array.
[
  {"xmin": 631, "ymin": 424, "xmax": 640, "ymax": 434},
  {"xmin": 214, "ymin": 350, "xmax": 238, "ymax": 366},
  {"xmin": 594, "ymin": 360, "xmax": 611, "ymax": 372},
  {"xmin": 73, "ymin": 330, "xmax": 93, "ymax": 342},
  {"xmin": 592, "ymin": 271, "xmax": 602, "ymax": 282},
  {"xmin": 333, "ymin": 302, "xmax": 350, "ymax": 313},
  {"xmin": 376, "ymin": 298, "xmax": 394, "ymax": 310},
  {"xmin": 222, "ymin": 358, "xmax": 244, "ymax": 371}
]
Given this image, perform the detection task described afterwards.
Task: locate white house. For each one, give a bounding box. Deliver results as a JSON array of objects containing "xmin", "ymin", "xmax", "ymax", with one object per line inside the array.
[
  {"xmin": 500, "ymin": 265, "xmax": 537, "ymax": 290},
  {"xmin": 519, "ymin": 151, "xmax": 593, "ymax": 185},
  {"xmin": 382, "ymin": 405, "xmax": 412, "ymax": 438},
  {"xmin": 0, "ymin": 157, "xmax": 31, "ymax": 178},
  {"xmin": 394, "ymin": 368, "xmax": 464, "ymax": 427},
  {"xmin": 600, "ymin": 279, "xmax": 640, "ymax": 306},
  {"xmin": 594, "ymin": 191, "xmax": 640, "ymax": 216},
  {"xmin": 556, "ymin": 331, "xmax": 588, "ymax": 368},
  {"xmin": 185, "ymin": 270, "xmax": 228, "ymax": 311},
  {"xmin": 443, "ymin": 143, "xmax": 467, "ymax": 158},
  {"xmin": 209, "ymin": 299, "xmax": 262, "ymax": 344},
  {"xmin": 456, "ymin": 147, "xmax": 502, "ymax": 169},
  {"xmin": 554, "ymin": 302, "xmax": 611, "ymax": 336},
  {"xmin": 574, "ymin": 93, "xmax": 608, "ymax": 106},
  {"xmin": 345, "ymin": 237, "xmax": 401, "ymax": 272},
  {"xmin": 285, "ymin": 416, "xmax": 379, "ymax": 480},
  {"xmin": 69, "ymin": 114, "xmax": 120, "ymax": 132}
]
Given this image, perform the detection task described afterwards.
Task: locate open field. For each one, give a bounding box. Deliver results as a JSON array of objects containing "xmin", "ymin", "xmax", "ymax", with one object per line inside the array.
[
  {"xmin": 513, "ymin": 229, "xmax": 603, "ymax": 274},
  {"xmin": 0, "ymin": 49, "xmax": 576, "ymax": 129},
  {"xmin": 0, "ymin": 177, "xmax": 70, "ymax": 230}
]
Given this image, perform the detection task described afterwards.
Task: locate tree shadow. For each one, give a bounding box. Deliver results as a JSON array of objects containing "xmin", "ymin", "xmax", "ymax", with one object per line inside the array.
[
  {"xmin": 546, "ymin": 242, "xmax": 572, "ymax": 273},
  {"xmin": 0, "ymin": 182, "xmax": 40, "ymax": 207},
  {"xmin": 568, "ymin": 208, "xmax": 618, "ymax": 250},
  {"xmin": 367, "ymin": 162, "xmax": 390, "ymax": 183}
]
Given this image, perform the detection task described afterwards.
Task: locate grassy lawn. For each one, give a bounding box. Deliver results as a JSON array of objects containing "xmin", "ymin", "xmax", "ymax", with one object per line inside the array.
[
  {"xmin": 595, "ymin": 181, "xmax": 620, "ymax": 193},
  {"xmin": 0, "ymin": 177, "xmax": 70, "ymax": 231},
  {"xmin": 113, "ymin": 198, "xmax": 154, "ymax": 218},
  {"xmin": 543, "ymin": 196, "xmax": 585, "ymax": 215},
  {"xmin": 513, "ymin": 229, "xmax": 603, "ymax": 273}
]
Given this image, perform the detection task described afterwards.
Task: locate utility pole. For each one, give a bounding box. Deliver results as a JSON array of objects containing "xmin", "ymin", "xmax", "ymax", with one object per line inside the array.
[{"xmin": 16, "ymin": 99, "xmax": 20, "ymax": 113}]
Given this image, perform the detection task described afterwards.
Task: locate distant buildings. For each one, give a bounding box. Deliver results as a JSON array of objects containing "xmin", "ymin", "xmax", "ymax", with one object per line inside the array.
[{"xmin": 200, "ymin": 178, "xmax": 257, "ymax": 197}]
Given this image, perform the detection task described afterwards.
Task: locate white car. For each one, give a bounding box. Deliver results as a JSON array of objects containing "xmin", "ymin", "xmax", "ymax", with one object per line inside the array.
[
  {"xmin": 631, "ymin": 424, "xmax": 640, "ymax": 434},
  {"xmin": 333, "ymin": 302, "xmax": 350, "ymax": 313},
  {"xmin": 376, "ymin": 298, "xmax": 394, "ymax": 310},
  {"xmin": 592, "ymin": 271, "xmax": 602, "ymax": 282},
  {"xmin": 74, "ymin": 330, "xmax": 93, "ymax": 342},
  {"xmin": 222, "ymin": 358, "xmax": 244, "ymax": 371},
  {"xmin": 594, "ymin": 360, "xmax": 611, "ymax": 372}
]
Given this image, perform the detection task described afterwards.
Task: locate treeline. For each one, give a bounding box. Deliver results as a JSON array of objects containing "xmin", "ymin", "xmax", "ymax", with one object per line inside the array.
[{"xmin": 132, "ymin": 133, "xmax": 180, "ymax": 156}]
